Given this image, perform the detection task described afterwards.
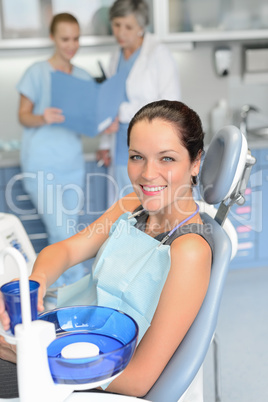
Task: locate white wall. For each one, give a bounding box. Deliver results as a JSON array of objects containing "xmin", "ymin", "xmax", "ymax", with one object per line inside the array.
[
  {"xmin": 171, "ymin": 41, "xmax": 268, "ymax": 142},
  {"xmin": 1, "ymin": 40, "xmax": 268, "ymax": 151}
]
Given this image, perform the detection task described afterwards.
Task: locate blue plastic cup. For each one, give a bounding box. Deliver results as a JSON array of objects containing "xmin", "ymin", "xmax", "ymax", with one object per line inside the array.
[{"xmin": 0, "ymin": 280, "xmax": 40, "ymax": 334}]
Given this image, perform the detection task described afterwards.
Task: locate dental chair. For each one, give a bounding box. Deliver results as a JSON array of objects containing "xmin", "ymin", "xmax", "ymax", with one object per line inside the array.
[
  {"xmin": 0, "ymin": 126, "xmax": 255, "ymax": 402},
  {"xmin": 143, "ymin": 125, "xmax": 256, "ymax": 402}
]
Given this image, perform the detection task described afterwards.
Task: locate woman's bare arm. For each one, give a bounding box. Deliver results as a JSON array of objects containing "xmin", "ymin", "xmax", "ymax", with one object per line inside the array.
[
  {"xmin": 18, "ymin": 94, "xmax": 64, "ymax": 127},
  {"xmin": 29, "ymin": 193, "xmax": 140, "ymax": 311}
]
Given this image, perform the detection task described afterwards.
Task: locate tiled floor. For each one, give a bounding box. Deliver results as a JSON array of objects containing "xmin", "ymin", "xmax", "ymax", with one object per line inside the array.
[{"xmin": 203, "ymin": 266, "xmax": 268, "ymax": 402}]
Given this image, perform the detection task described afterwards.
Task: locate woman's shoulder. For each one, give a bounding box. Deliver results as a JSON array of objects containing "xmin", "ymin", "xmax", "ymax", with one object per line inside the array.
[
  {"xmin": 168, "ymin": 222, "xmax": 214, "ymax": 248},
  {"xmin": 106, "ymin": 192, "xmax": 141, "ymax": 216},
  {"xmin": 167, "ymin": 229, "xmax": 212, "ymax": 292},
  {"xmin": 170, "ymin": 225, "xmax": 213, "ymax": 266},
  {"xmin": 25, "ymin": 60, "xmax": 50, "ymax": 74},
  {"xmin": 17, "ymin": 61, "xmax": 50, "ymax": 88},
  {"xmin": 101, "ymin": 193, "xmax": 140, "ymax": 227}
]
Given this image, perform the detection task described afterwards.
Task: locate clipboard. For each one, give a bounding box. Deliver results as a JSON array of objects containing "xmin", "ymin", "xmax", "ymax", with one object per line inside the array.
[{"xmin": 51, "ymin": 67, "xmax": 129, "ymax": 136}]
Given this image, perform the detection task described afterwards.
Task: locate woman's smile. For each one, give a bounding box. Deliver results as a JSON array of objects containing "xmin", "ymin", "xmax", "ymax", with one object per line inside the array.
[{"xmin": 140, "ymin": 185, "xmax": 167, "ymax": 195}]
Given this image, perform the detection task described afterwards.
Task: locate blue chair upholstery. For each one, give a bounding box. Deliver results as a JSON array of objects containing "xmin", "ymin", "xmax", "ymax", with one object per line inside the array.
[
  {"xmin": 200, "ymin": 125, "xmax": 248, "ymax": 204},
  {"xmin": 144, "ymin": 126, "xmax": 255, "ymax": 402}
]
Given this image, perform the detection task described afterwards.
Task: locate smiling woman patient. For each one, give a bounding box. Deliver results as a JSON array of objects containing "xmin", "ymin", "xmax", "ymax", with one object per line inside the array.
[{"xmin": 0, "ymin": 100, "xmax": 214, "ymax": 401}]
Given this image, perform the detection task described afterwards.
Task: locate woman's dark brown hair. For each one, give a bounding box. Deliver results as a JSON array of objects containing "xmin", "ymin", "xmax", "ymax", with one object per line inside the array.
[{"xmin": 127, "ymin": 99, "xmax": 204, "ymax": 163}]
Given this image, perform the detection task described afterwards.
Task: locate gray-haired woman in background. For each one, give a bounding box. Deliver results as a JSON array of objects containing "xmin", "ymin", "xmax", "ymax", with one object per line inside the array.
[{"xmin": 97, "ymin": 0, "xmax": 181, "ymax": 205}]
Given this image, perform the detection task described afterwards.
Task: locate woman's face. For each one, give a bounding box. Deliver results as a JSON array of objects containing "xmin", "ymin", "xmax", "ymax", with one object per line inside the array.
[
  {"xmin": 111, "ymin": 13, "xmax": 143, "ymax": 52},
  {"xmin": 51, "ymin": 22, "xmax": 80, "ymax": 62},
  {"xmin": 128, "ymin": 118, "xmax": 200, "ymax": 214}
]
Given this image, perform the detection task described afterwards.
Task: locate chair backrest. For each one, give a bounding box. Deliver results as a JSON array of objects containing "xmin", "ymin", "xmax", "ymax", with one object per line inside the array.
[{"xmin": 144, "ymin": 126, "xmax": 255, "ymax": 402}]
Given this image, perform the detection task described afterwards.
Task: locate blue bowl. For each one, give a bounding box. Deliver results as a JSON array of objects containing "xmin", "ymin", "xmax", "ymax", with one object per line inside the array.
[{"xmin": 38, "ymin": 306, "xmax": 138, "ymax": 385}]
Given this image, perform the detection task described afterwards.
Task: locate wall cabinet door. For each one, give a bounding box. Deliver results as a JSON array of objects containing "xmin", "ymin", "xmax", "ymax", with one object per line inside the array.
[
  {"xmin": 258, "ymin": 167, "xmax": 268, "ymax": 261},
  {"xmin": 1, "ymin": 0, "xmax": 268, "ymax": 49}
]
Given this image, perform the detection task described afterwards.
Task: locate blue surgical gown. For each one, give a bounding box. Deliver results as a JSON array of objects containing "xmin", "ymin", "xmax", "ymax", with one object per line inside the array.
[{"xmin": 17, "ymin": 61, "xmax": 92, "ymax": 287}]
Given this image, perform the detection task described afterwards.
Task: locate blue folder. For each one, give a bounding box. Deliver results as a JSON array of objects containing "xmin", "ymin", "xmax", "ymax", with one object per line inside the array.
[{"xmin": 51, "ymin": 67, "xmax": 129, "ymax": 137}]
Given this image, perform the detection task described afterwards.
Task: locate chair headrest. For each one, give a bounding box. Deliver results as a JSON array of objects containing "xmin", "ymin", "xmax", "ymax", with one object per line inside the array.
[{"xmin": 200, "ymin": 125, "xmax": 248, "ymax": 205}]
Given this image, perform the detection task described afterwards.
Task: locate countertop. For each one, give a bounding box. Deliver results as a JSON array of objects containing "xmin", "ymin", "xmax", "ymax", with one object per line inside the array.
[
  {"xmin": 0, "ymin": 150, "xmax": 97, "ymax": 168},
  {"xmin": 0, "ymin": 134, "xmax": 267, "ymax": 169}
]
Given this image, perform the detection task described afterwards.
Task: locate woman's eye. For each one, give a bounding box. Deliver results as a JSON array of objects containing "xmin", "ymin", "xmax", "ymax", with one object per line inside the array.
[
  {"xmin": 162, "ymin": 156, "xmax": 175, "ymax": 162},
  {"xmin": 129, "ymin": 155, "xmax": 142, "ymax": 161}
]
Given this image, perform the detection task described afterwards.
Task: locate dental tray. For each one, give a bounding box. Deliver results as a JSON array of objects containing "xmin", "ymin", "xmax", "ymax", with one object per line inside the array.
[{"xmin": 38, "ymin": 306, "xmax": 138, "ymax": 385}]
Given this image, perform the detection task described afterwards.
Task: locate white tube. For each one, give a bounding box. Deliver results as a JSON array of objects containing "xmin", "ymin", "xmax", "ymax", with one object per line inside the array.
[{"xmin": 0, "ymin": 247, "xmax": 31, "ymax": 334}]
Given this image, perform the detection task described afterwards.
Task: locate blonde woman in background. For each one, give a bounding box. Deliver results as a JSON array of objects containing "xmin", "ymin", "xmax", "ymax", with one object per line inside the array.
[{"xmin": 17, "ymin": 13, "xmax": 93, "ymax": 291}]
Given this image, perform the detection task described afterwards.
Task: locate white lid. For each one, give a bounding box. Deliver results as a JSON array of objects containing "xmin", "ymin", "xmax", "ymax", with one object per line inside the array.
[{"xmin": 61, "ymin": 342, "xmax": 100, "ymax": 359}]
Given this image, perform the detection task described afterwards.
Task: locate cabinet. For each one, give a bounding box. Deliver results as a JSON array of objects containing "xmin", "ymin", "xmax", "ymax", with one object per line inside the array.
[
  {"xmin": 0, "ymin": 160, "xmax": 108, "ymax": 258},
  {"xmin": 0, "ymin": 165, "xmax": 48, "ymax": 253},
  {"xmin": 0, "ymin": 0, "xmax": 154, "ymax": 48},
  {"xmin": 256, "ymin": 149, "xmax": 268, "ymax": 261},
  {"xmin": 79, "ymin": 161, "xmax": 108, "ymax": 230},
  {"xmin": 1, "ymin": 0, "xmax": 268, "ymax": 49},
  {"xmin": 229, "ymin": 146, "xmax": 268, "ymax": 269},
  {"xmin": 0, "ymin": 168, "xmax": 6, "ymax": 212},
  {"xmin": 165, "ymin": 0, "xmax": 268, "ymax": 43}
]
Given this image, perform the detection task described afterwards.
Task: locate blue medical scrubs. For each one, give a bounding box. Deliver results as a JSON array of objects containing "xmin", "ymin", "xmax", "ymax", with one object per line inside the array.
[
  {"xmin": 113, "ymin": 49, "xmax": 141, "ymax": 197},
  {"xmin": 17, "ymin": 61, "xmax": 92, "ymax": 287}
]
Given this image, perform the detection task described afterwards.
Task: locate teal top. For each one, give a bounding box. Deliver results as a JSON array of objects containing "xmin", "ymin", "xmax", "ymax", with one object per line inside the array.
[
  {"xmin": 115, "ymin": 49, "xmax": 141, "ymax": 166},
  {"xmin": 17, "ymin": 61, "xmax": 92, "ymax": 186}
]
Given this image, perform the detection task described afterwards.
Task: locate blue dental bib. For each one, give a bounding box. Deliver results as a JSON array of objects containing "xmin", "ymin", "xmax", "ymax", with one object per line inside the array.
[{"xmin": 57, "ymin": 212, "xmax": 171, "ymax": 342}]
